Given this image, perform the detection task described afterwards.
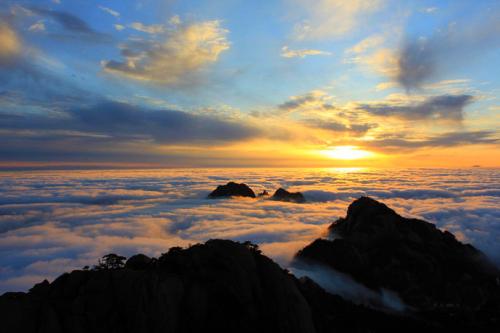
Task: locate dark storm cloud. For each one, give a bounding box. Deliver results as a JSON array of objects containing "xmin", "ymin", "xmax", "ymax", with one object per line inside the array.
[
  {"xmin": 366, "ymin": 131, "xmax": 498, "ymax": 149},
  {"xmin": 357, "ymin": 94, "xmax": 474, "ymax": 121},
  {"xmin": 396, "ymin": 14, "xmax": 500, "ymax": 91}
]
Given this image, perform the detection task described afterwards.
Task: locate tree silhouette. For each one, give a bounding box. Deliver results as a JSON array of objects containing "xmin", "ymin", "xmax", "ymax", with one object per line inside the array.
[{"xmin": 93, "ymin": 253, "xmax": 126, "ymax": 270}]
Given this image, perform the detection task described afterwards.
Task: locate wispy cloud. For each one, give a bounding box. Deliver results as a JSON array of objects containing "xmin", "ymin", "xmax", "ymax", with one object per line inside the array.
[
  {"xmin": 281, "ymin": 46, "xmax": 331, "ymax": 58},
  {"xmin": 290, "ymin": 0, "xmax": 384, "ymax": 40},
  {"xmin": 27, "ymin": 6, "xmax": 110, "ymax": 42},
  {"xmin": 129, "ymin": 22, "xmax": 164, "ymax": 34},
  {"xmin": 278, "ymin": 90, "xmax": 335, "ymax": 113},
  {"xmin": 98, "ymin": 5, "xmax": 120, "ymax": 18},
  {"xmin": 28, "ymin": 20, "xmax": 46, "ymax": 32}
]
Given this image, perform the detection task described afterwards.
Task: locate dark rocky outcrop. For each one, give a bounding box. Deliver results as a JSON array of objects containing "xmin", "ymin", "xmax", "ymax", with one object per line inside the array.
[
  {"xmin": 271, "ymin": 188, "xmax": 306, "ymax": 203},
  {"xmin": 295, "ymin": 196, "xmax": 500, "ymax": 329},
  {"xmin": 208, "ymin": 182, "xmax": 256, "ymax": 198},
  {"xmin": 0, "ymin": 240, "xmax": 314, "ymax": 333},
  {"xmin": 1, "ymin": 239, "xmax": 450, "ymax": 333},
  {"xmin": 125, "ymin": 254, "xmax": 152, "ymax": 270}
]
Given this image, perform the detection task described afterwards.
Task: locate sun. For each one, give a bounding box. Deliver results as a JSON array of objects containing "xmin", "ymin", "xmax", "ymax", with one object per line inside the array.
[{"xmin": 320, "ymin": 146, "xmax": 374, "ymax": 160}]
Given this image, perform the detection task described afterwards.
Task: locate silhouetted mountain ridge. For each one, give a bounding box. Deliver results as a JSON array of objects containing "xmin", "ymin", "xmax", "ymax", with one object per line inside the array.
[{"xmin": 295, "ymin": 197, "xmax": 500, "ymax": 323}]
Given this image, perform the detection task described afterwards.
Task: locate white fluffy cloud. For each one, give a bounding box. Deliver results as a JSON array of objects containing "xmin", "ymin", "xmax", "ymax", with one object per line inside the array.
[
  {"xmin": 103, "ymin": 19, "xmax": 230, "ymax": 84},
  {"xmin": 281, "ymin": 46, "xmax": 331, "ymax": 58}
]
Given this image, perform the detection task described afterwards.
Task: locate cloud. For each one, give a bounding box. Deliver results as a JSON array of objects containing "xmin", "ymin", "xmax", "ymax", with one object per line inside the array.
[
  {"xmin": 27, "ymin": 6, "xmax": 110, "ymax": 42},
  {"xmin": 278, "ymin": 90, "xmax": 335, "ymax": 112},
  {"xmin": 290, "ymin": 0, "xmax": 383, "ymax": 40},
  {"xmin": 346, "ymin": 35, "xmax": 384, "ymax": 54},
  {"xmin": 349, "ymin": 47, "xmax": 399, "ymax": 78},
  {"xmin": 103, "ymin": 20, "xmax": 229, "ymax": 84},
  {"xmin": 129, "ymin": 22, "xmax": 165, "ymax": 34},
  {"xmin": 357, "ymin": 94, "xmax": 475, "ymax": 121},
  {"xmin": 396, "ymin": 13, "xmax": 500, "ymax": 91},
  {"xmin": 420, "ymin": 7, "xmax": 438, "ymax": 14},
  {"xmin": 292, "ymin": 264, "xmax": 406, "ymax": 311},
  {"xmin": 0, "ymin": 23, "xmax": 21, "ymax": 65},
  {"xmin": 366, "ymin": 131, "xmax": 498, "ymax": 149},
  {"xmin": 281, "ymin": 46, "xmax": 331, "ymax": 58},
  {"xmin": 98, "ymin": 5, "xmax": 120, "ymax": 18},
  {"xmin": 114, "ymin": 24, "xmax": 125, "ymax": 31},
  {"xmin": 28, "ymin": 20, "xmax": 46, "ymax": 32},
  {"xmin": 302, "ymin": 119, "xmax": 376, "ymax": 136},
  {"xmin": 0, "ymin": 100, "xmax": 261, "ymax": 162}
]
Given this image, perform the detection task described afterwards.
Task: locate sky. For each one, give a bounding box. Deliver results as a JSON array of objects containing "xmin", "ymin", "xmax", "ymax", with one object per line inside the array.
[{"xmin": 0, "ymin": 0, "xmax": 499, "ymax": 168}]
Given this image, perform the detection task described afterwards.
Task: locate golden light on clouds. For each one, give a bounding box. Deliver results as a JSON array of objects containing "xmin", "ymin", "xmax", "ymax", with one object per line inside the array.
[{"xmin": 320, "ymin": 146, "xmax": 375, "ymax": 160}]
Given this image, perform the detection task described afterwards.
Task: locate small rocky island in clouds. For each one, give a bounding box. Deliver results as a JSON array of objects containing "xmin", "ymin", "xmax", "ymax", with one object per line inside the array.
[
  {"xmin": 1, "ymin": 193, "xmax": 499, "ymax": 332},
  {"xmin": 208, "ymin": 181, "xmax": 306, "ymax": 202}
]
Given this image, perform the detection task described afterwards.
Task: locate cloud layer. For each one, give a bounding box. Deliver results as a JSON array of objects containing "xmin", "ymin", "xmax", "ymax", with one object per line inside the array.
[{"xmin": 0, "ymin": 167, "xmax": 498, "ymax": 293}]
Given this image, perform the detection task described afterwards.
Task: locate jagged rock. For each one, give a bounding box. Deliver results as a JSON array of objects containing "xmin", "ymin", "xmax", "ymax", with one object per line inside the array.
[
  {"xmin": 208, "ymin": 182, "xmax": 256, "ymax": 198},
  {"xmin": 257, "ymin": 190, "xmax": 269, "ymax": 197},
  {"xmin": 295, "ymin": 197, "xmax": 500, "ymax": 323},
  {"xmin": 271, "ymin": 188, "xmax": 306, "ymax": 203}
]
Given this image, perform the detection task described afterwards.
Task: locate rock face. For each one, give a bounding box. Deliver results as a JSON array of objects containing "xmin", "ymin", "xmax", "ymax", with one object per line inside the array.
[
  {"xmin": 0, "ymin": 240, "xmax": 314, "ymax": 333},
  {"xmin": 295, "ymin": 197, "xmax": 500, "ymax": 328},
  {"xmin": 208, "ymin": 182, "xmax": 256, "ymax": 198},
  {"xmin": 271, "ymin": 188, "xmax": 306, "ymax": 203},
  {"xmin": 0, "ymin": 239, "xmax": 443, "ymax": 333}
]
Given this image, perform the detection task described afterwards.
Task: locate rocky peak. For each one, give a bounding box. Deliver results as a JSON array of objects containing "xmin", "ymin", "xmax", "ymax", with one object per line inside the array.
[
  {"xmin": 208, "ymin": 182, "xmax": 256, "ymax": 198},
  {"xmin": 296, "ymin": 197, "xmax": 500, "ymax": 313},
  {"xmin": 271, "ymin": 188, "xmax": 306, "ymax": 203}
]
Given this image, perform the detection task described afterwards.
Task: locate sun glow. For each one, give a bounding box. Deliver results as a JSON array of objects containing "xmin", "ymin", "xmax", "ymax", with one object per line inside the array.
[{"xmin": 320, "ymin": 146, "xmax": 374, "ymax": 160}]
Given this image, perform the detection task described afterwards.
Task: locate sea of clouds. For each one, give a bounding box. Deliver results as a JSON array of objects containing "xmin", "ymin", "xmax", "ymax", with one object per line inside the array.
[{"xmin": 0, "ymin": 167, "xmax": 499, "ymax": 293}]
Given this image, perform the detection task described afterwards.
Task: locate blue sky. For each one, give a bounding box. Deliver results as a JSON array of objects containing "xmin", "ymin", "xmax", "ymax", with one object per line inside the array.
[{"xmin": 0, "ymin": 0, "xmax": 499, "ymax": 167}]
